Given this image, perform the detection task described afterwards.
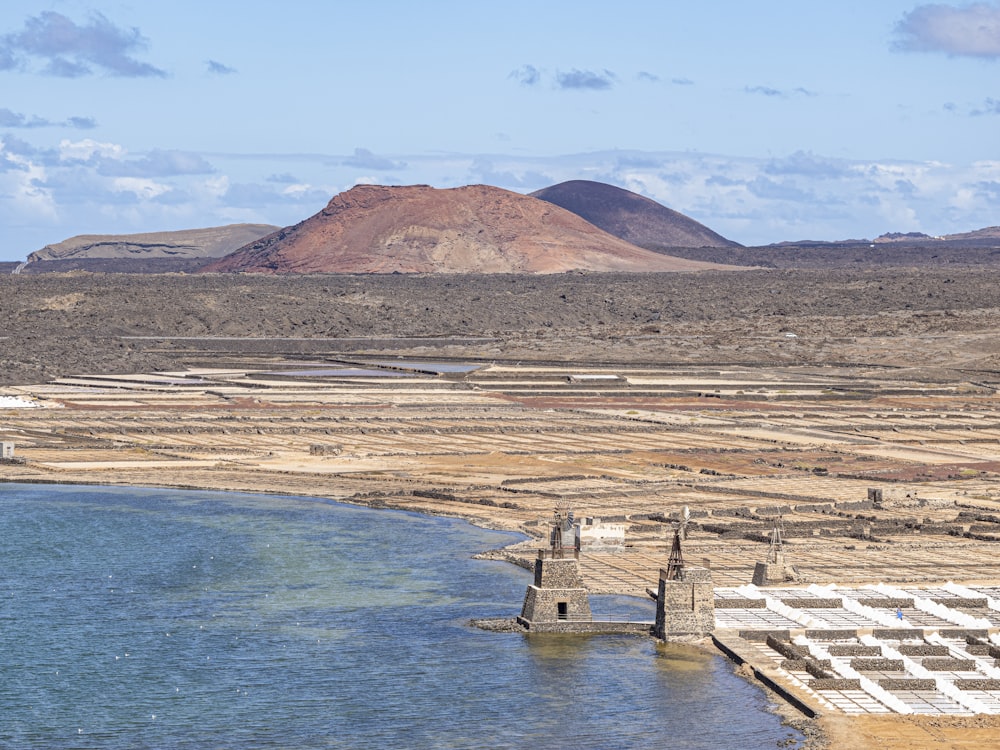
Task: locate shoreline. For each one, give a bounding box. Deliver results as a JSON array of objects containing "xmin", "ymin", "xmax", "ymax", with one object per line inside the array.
[
  {"xmin": 1, "ymin": 475, "xmax": 826, "ymax": 749},
  {"xmin": 10, "ymin": 475, "xmax": 1000, "ymax": 748},
  {"xmin": 9, "ymin": 475, "xmax": 1000, "ymax": 749}
]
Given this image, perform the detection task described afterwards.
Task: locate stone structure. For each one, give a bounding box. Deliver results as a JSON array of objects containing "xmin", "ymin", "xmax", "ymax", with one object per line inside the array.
[
  {"xmin": 654, "ymin": 564, "xmax": 715, "ymax": 640},
  {"xmin": 0, "ymin": 441, "xmax": 14, "ymax": 460},
  {"xmin": 751, "ymin": 516, "xmax": 798, "ymax": 586},
  {"xmin": 517, "ymin": 554, "xmax": 593, "ymax": 630}
]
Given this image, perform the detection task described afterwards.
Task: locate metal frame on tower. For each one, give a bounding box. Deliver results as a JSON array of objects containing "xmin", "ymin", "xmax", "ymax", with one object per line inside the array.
[
  {"xmin": 664, "ymin": 506, "xmax": 690, "ymax": 580},
  {"xmin": 665, "ymin": 526, "xmax": 685, "ymax": 580},
  {"xmin": 766, "ymin": 514, "xmax": 785, "ymax": 564}
]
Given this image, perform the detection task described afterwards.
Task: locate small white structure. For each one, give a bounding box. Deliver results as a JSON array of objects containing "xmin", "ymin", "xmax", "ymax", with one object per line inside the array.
[
  {"xmin": 575, "ymin": 517, "xmax": 626, "ymax": 550},
  {"xmin": 0, "ymin": 396, "xmax": 39, "ymax": 408},
  {"xmin": 1, "ymin": 441, "xmax": 14, "ymax": 459},
  {"xmin": 566, "ymin": 374, "xmax": 622, "ymax": 383}
]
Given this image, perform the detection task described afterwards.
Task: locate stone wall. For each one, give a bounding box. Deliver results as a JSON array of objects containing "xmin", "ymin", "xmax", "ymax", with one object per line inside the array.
[
  {"xmin": 714, "ymin": 597, "xmax": 766, "ymax": 609},
  {"xmin": 828, "ymin": 645, "xmax": 882, "ymax": 657},
  {"xmin": 767, "ymin": 635, "xmax": 806, "ymax": 660},
  {"xmin": 898, "ymin": 644, "xmax": 950, "ymax": 657},
  {"xmin": 922, "ymin": 657, "xmax": 975, "ymax": 671},
  {"xmin": 955, "ymin": 679, "xmax": 1000, "ymax": 691},
  {"xmin": 810, "ymin": 678, "xmax": 862, "ymax": 690},
  {"xmin": 858, "ymin": 597, "xmax": 913, "ymax": 609},
  {"xmin": 851, "ymin": 658, "xmax": 904, "ymax": 671},
  {"xmin": 779, "ymin": 598, "xmax": 843, "ymax": 609},
  {"xmin": 516, "ymin": 620, "xmax": 651, "ymax": 635},
  {"xmin": 879, "ymin": 678, "xmax": 937, "ymax": 690},
  {"xmin": 533, "ymin": 557, "xmax": 584, "ymax": 588}
]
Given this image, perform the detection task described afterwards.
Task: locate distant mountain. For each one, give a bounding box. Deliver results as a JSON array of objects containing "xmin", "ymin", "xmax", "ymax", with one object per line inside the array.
[
  {"xmin": 772, "ymin": 226, "xmax": 1000, "ymax": 247},
  {"xmin": 23, "ymin": 224, "xmax": 279, "ymax": 273},
  {"xmin": 944, "ymin": 226, "xmax": 1000, "ymax": 242},
  {"xmin": 663, "ymin": 223, "xmax": 1000, "ymax": 270},
  {"xmin": 875, "ymin": 226, "xmax": 1000, "ymax": 244},
  {"xmin": 202, "ymin": 184, "xmax": 739, "ymax": 275},
  {"xmin": 530, "ymin": 180, "xmax": 741, "ymax": 249},
  {"xmin": 873, "ymin": 231, "xmax": 935, "ymax": 243}
]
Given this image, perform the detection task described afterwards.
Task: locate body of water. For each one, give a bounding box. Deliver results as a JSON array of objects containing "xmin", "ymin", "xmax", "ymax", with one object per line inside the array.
[{"xmin": 0, "ymin": 483, "xmax": 802, "ymax": 748}]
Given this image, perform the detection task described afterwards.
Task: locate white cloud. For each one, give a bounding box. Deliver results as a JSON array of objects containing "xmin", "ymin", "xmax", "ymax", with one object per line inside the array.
[
  {"xmin": 202, "ymin": 175, "xmax": 231, "ymax": 198},
  {"xmin": 281, "ymin": 183, "xmax": 316, "ymax": 198},
  {"xmin": 111, "ymin": 177, "xmax": 170, "ymax": 200},
  {"xmin": 0, "ymin": 147, "xmax": 57, "ymax": 219},
  {"xmin": 894, "ymin": 3, "xmax": 1000, "ymax": 58},
  {"xmin": 0, "ymin": 11, "xmax": 167, "ymax": 77},
  {"xmin": 59, "ymin": 138, "xmax": 125, "ymax": 162}
]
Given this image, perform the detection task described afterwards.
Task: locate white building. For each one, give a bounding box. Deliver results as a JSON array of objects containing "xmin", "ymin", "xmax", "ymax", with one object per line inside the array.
[{"xmin": 575, "ymin": 517, "xmax": 626, "ymax": 549}]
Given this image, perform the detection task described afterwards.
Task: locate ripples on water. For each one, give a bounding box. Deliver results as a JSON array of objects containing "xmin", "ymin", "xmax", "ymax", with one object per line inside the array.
[{"xmin": 0, "ymin": 484, "xmax": 802, "ymax": 749}]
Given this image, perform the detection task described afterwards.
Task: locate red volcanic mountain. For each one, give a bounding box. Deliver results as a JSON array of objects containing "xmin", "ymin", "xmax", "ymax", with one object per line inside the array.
[
  {"xmin": 530, "ymin": 180, "xmax": 741, "ymax": 249},
  {"xmin": 202, "ymin": 184, "xmax": 738, "ymax": 274}
]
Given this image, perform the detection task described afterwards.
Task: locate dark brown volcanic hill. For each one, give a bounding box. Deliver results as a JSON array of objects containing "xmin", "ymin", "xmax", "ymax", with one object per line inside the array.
[
  {"xmin": 202, "ymin": 184, "xmax": 737, "ymax": 274},
  {"xmin": 530, "ymin": 180, "xmax": 741, "ymax": 249}
]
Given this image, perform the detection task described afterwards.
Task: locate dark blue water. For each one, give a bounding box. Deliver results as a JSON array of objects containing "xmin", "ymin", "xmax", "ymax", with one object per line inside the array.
[{"xmin": 0, "ymin": 484, "xmax": 802, "ymax": 749}]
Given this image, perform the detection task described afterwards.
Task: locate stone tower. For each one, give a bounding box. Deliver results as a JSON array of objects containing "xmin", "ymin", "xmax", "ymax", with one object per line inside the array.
[
  {"xmin": 517, "ymin": 554, "xmax": 593, "ymax": 630},
  {"xmin": 653, "ymin": 528, "xmax": 714, "ymax": 640},
  {"xmin": 751, "ymin": 516, "xmax": 798, "ymax": 586},
  {"xmin": 654, "ymin": 565, "xmax": 715, "ymax": 640}
]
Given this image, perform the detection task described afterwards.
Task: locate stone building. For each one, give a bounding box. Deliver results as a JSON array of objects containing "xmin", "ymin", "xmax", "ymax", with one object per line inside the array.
[
  {"xmin": 652, "ymin": 528, "xmax": 715, "ymax": 640},
  {"xmin": 653, "ymin": 565, "xmax": 715, "ymax": 640},
  {"xmin": 517, "ymin": 553, "xmax": 593, "ymax": 631}
]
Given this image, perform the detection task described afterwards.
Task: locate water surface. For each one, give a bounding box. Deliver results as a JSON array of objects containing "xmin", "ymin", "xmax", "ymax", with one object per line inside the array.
[{"xmin": 0, "ymin": 484, "xmax": 802, "ymax": 748}]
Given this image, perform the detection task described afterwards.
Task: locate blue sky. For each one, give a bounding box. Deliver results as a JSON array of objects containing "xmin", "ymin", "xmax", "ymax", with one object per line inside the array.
[{"xmin": 0, "ymin": 1, "xmax": 997, "ymax": 260}]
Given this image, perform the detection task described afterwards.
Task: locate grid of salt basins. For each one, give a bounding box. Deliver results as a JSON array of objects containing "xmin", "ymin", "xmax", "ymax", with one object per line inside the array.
[{"xmin": 715, "ymin": 583, "xmax": 1000, "ymax": 714}]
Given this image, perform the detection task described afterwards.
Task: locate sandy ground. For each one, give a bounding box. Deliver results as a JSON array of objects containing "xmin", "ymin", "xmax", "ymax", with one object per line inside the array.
[{"xmin": 817, "ymin": 713, "xmax": 1000, "ymax": 750}]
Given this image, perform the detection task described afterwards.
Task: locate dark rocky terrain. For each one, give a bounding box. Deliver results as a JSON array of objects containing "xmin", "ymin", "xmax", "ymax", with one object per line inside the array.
[
  {"xmin": 654, "ymin": 242, "xmax": 1000, "ymax": 269},
  {"xmin": 3, "ymin": 268, "xmax": 1000, "ymax": 385},
  {"xmin": 3, "ymin": 181, "xmax": 998, "ymax": 387},
  {"xmin": 531, "ymin": 179, "xmax": 740, "ymax": 248}
]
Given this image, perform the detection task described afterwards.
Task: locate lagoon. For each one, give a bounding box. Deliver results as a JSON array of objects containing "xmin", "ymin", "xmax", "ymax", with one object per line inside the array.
[{"xmin": 0, "ymin": 483, "xmax": 802, "ymax": 748}]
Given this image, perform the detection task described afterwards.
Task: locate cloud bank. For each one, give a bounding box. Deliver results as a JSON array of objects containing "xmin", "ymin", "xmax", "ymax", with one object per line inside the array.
[
  {"xmin": 894, "ymin": 3, "xmax": 1000, "ymax": 58},
  {"xmin": 342, "ymin": 148, "xmax": 406, "ymax": 170},
  {"xmin": 508, "ymin": 65, "xmax": 619, "ymax": 90},
  {"xmin": 556, "ymin": 68, "xmax": 616, "ymax": 90},
  {"xmin": 1, "ymin": 138, "xmax": 998, "ymax": 258},
  {"xmin": 0, "ymin": 11, "xmax": 166, "ymax": 77},
  {"xmin": 0, "ymin": 108, "xmax": 95, "ymax": 129},
  {"xmin": 206, "ymin": 60, "xmax": 237, "ymax": 75}
]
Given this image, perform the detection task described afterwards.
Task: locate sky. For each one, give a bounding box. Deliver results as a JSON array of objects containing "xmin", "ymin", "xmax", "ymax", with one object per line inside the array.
[{"xmin": 0, "ymin": 1, "xmax": 998, "ymax": 260}]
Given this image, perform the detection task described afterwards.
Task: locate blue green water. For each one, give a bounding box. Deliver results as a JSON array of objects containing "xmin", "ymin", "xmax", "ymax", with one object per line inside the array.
[{"xmin": 0, "ymin": 484, "xmax": 802, "ymax": 749}]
